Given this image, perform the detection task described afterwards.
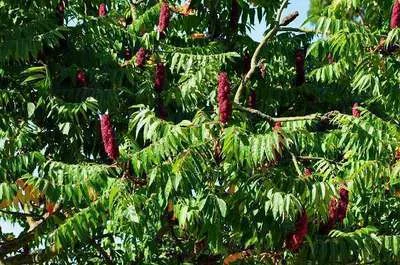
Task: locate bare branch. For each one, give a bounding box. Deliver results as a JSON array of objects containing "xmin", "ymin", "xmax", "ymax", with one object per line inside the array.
[
  {"xmin": 234, "ymin": 0, "xmax": 292, "ymax": 103},
  {"xmin": 0, "ymin": 210, "xmax": 42, "ymax": 219},
  {"xmin": 233, "ymin": 103, "xmax": 331, "ymax": 124}
]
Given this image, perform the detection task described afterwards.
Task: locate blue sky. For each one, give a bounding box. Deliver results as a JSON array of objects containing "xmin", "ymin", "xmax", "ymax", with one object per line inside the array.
[{"xmin": 251, "ymin": 0, "xmax": 310, "ymax": 41}]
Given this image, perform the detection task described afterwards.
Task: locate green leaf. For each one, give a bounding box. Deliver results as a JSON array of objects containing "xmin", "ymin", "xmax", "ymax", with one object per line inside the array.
[
  {"xmin": 27, "ymin": 102, "xmax": 35, "ymax": 118},
  {"xmin": 216, "ymin": 198, "xmax": 227, "ymax": 218}
]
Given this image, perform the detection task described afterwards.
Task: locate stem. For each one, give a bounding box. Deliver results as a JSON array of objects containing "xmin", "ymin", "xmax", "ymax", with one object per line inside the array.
[
  {"xmin": 291, "ymin": 153, "xmax": 303, "ymax": 176},
  {"xmin": 279, "ymin": 27, "xmax": 314, "ymax": 33},
  {"xmin": 233, "ymin": 0, "xmax": 290, "ymax": 103},
  {"xmin": 233, "ymin": 103, "xmax": 325, "ymax": 124},
  {"xmin": 0, "ymin": 210, "xmax": 42, "ymax": 219}
]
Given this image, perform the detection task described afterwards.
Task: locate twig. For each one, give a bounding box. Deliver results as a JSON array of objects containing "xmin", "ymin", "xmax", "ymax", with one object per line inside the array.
[
  {"xmin": 233, "ymin": 103, "xmax": 274, "ymax": 123},
  {"xmin": 233, "ymin": 0, "xmax": 292, "ymax": 103},
  {"xmin": 279, "ymin": 27, "xmax": 314, "ymax": 33},
  {"xmin": 0, "ymin": 209, "xmax": 42, "ymax": 219},
  {"xmin": 233, "ymin": 103, "xmax": 325, "ymax": 124},
  {"xmin": 297, "ymin": 156, "xmax": 337, "ymax": 164},
  {"xmin": 291, "ymin": 153, "xmax": 303, "ymax": 176}
]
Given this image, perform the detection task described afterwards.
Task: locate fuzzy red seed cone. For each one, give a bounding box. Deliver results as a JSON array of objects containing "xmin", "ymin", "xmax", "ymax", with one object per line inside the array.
[
  {"xmin": 248, "ymin": 90, "xmax": 256, "ymax": 109},
  {"xmin": 135, "ymin": 48, "xmax": 147, "ymax": 67},
  {"xmin": 76, "ymin": 70, "xmax": 87, "ymax": 87},
  {"xmin": 286, "ymin": 211, "xmax": 308, "ymax": 252},
  {"xmin": 217, "ymin": 72, "xmax": 232, "ymax": 124},
  {"xmin": 158, "ymin": 2, "xmax": 170, "ymax": 33},
  {"xmin": 100, "ymin": 114, "xmax": 119, "ymax": 161},
  {"xmin": 295, "ymin": 49, "xmax": 305, "ymax": 86},
  {"xmin": 336, "ymin": 188, "xmax": 349, "ymax": 222},
  {"xmin": 391, "ymin": 0, "xmax": 400, "ymax": 29},
  {"xmin": 98, "ymin": 3, "xmax": 107, "ymax": 17},
  {"xmin": 320, "ymin": 198, "xmax": 338, "ymax": 234},
  {"xmin": 230, "ymin": 0, "xmax": 240, "ymax": 34},
  {"xmin": 352, "ymin": 103, "xmax": 360, "ymax": 118},
  {"xmin": 154, "ymin": 63, "xmax": 166, "ymax": 93}
]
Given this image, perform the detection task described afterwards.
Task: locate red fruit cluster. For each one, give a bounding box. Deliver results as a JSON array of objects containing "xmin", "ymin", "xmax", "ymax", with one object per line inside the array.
[
  {"xmin": 76, "ymin": 69, "xmax": 87, "ymax": 87},
  {"xmin": 247, "ymin": 90, "xmax": 256, "ymax": 109},
  {"xmin": 56, "ymin": 0, "xmax": 66, "ymax": 26},
  {"xmin": 336, "ymin": 188, "xmax": 349, "ymax": 222},
  {"xmin": 304, "ymin": 168, "xmax": 313, "ymax": 176},
  {"xmin": 98, "ymin": 3, "xmax": 107, "ymax": 17},
  {"xmin": 154, "ymin": 63, "xmax": 166, "ymax": 93},
  {"xmin": 217, "ymin": 72, "xmax": 232, "ymax": 124},
  {"xmin": 158, "ymin": 2, "xmax": 170, "ymax": 33},
  {"xmin": 135, "ymin": 48, "xmax": 147, "ymax": 67},
  {"xmin": 352, "ymin": 103, "xmax": 360, "ymax": 118},
  {"xmin": 391, "ymin": 0, "xmax": 400, "ymax": 29},
  {"xmin": 321, "ymin": 188, "xmax": 349, "ymax": 233},
  {"xmin": 230, "ymin": 0, "xmax": 240, "ymax": 34},
  {"xmin": 295, "ymin": 49, "xmax": 305, "ymax": 86},
  {"xmin": 100, "ymin": 114, "xmax": 119, "ymax": 161},
  {"xmin": 286, "ymin": 210, "xmax": 308, "ymax": 252}
]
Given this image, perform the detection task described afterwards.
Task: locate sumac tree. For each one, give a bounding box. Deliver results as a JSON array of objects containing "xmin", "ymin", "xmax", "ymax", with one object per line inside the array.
[{"xmin": 0, "ymin": 0, "xmax": 400, "ymax": 264}]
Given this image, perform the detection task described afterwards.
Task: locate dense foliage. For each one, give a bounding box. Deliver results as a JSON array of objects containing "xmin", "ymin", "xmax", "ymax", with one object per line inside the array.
[{"xmin": 0, "ymin": 0, "xmax": 400, "ymax": 264}]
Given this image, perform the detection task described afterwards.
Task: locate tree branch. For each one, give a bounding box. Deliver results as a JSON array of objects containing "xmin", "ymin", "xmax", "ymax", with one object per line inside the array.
[
  {"xmin": 233, "ymin": 103, "xmax": 335, "ymax": 124},
  {"xmin": 0, "ymin": 210, "xmax": 42, "ymax": 219},
  {"xmin": 2, "ymin": 247, "xmax": 58, "ymax": 265},
  {"xmin": 233, "ymin": 0, "xmax": 292, "ymax": 103},
  {"xmin": 279, "ymin": 27, "xmax": 314, "ymax": 33},
  {"xmin": 0, "ymin": 205, "xmax": 60, "ymax": 256}
]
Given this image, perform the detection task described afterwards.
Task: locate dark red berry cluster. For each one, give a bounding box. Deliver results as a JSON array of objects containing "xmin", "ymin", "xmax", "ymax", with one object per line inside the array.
[
  {"xmin": 158, "ymin": 2, "xmax": 170, "ymax": 33},
  {"xmin": 154, "ymin": 63, "xmax": 166, "ymax": 93},
  {"xmin": 100, "ymin": 114, "xmax": 119, "ymax": 161},
  {"xmin": 391, "ymin": 0, "xmax": 400, "ymax": 29},
  {"xmin": 321, "ymin": 188, "xmax": 349, "ymax": 233},
  {"xmin": 217, "ymin": 72, "xmax": 232, "ymax": 124},
  {"xmin": 76, "ymin": 70, "xmax": 87, "ymax": 87},
  {"xmin": 286, "ymin": 210, "xmax": 308, "ymax": 252},
  {"xmin": 98, "ymin": 3, "xmax": 107, "ymax": 17},
  {"xmin": 135, "ymin": 48, "xmax": 147, "ymax": 67}
]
